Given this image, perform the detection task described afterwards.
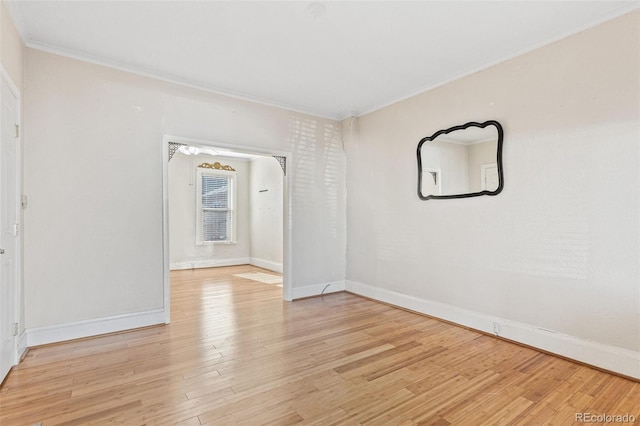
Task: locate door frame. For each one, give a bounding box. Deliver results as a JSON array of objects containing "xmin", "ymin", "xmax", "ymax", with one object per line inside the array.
[
  {"xmin": 162, "ymin": 135, "xmax": 293, "ymax": 324},
  {"xmin": 0, "ymin": 65, "xmax": 22, "ymax": 374},
  {"xmin": 480, "ymin": 162, "xmax": 498, "ymax": 191}
]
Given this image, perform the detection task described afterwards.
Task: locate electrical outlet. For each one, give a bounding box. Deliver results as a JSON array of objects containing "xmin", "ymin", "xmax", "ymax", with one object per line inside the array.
[{"xmin": 493, "ymin": 322, "xmax": 501, "ymax": 336}]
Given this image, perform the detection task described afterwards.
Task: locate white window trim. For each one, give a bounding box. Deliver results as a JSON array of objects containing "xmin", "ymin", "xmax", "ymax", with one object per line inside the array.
[{"xmin": 195, "ymin": 168, "xmax": 237, "ymax": 245}]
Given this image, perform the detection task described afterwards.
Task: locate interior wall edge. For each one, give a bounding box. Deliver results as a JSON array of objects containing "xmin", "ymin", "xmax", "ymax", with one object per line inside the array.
[
  {"xmin": 345, "ymin": 280, "xmax": 640, "ymax": 380},
  {"xmin": 249, "ymin": 257, "xmax": 283, "ymax": 274},
  {"xmin": 291, "ymin": 280, "xmax": 346, "ymax": 300},
  {"xmin": 17, "ymin": 330, "xmax": 27, "ymax": 361},
  {"xmin": 25, "ymin": 308, "xmax": 165, "ymax": 348}
]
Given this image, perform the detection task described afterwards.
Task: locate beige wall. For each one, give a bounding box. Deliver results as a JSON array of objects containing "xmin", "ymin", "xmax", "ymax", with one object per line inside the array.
[
  {"xmin": 1, "ymin": 1, "xmax": 23, "ymax": 88},
  {"xmin": 24, "ymin": 48, "xmax": 346, "ymax": 329},
  {"xmin": 249, "ymin": 156, "xmax": 284, "ymax": 271},
  {"xmin": 345, "ymin": 11, "xmax": 639, "ymax": 376}
]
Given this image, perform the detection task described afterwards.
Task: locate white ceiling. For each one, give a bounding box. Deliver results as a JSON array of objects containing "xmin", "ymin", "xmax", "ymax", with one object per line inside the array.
[{"xmin": 6, "ymin": 1, "xmax": 638, "ymax": 120}]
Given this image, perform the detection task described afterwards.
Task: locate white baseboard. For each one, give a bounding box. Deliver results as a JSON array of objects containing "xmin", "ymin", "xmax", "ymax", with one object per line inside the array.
[
  {"xmin": 249, "ymin": 257, "xmax": 283, "ymax": 273},
  {"xmin": 26, "ymin": 308, "xmax": 166, "ymax": 347},
  {"xmin": 292, "ymin": 280, "xmax": 345, "ymax": 300},
  {"xmin": 345, "ymin": 280, "xmax": 640, "ymax": 380},
  {"xmin": 170, "ymin": 257, "xmax": 250, "ymax": 270}
]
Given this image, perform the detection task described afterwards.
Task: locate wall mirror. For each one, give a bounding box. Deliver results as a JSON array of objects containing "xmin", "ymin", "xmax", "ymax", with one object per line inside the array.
[{"xmin": 417, "ymin": 120, "xmax": 504, "ymax": 200}]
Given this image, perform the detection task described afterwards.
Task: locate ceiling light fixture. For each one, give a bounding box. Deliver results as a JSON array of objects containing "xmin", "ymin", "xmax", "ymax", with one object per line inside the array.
[
  {"xmin": 307, "ymin": 2, "xmax": 326, "ymax": 19},
  {"xmin": 178, "ymin": 145, "xmax": 202, "ymax": 156}
]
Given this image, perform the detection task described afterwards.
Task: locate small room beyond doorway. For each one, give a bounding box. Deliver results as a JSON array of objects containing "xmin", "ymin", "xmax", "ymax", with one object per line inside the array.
[{"xmin": 168, "ymin": 145, "xmax": 284, "ymax": 293}]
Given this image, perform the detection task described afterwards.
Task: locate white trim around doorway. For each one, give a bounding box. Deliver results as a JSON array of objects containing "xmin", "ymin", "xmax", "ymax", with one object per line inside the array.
[{"xmin": 0, "ymin": 65, "xmax": 23, "ymax": 372}]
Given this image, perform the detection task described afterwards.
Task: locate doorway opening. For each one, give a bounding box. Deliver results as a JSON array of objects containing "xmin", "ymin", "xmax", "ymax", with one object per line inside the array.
[{"xmin": 162, "ymin": 136, "xmax": 292, "ymax": 323}]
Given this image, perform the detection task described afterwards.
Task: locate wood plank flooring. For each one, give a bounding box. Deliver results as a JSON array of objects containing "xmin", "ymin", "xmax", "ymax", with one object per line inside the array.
[{"xmin": 1, "ymin": 265, "xmax": 638, "ymax": 425}]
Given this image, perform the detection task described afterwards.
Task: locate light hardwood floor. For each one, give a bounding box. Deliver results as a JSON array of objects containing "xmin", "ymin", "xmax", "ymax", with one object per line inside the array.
[{"xmin": 1, "ymin": 265, "xmax": 638, "ymax": 425}]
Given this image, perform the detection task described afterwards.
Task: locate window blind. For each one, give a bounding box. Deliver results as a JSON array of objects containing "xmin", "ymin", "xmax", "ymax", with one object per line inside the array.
[{"xmin": 200, "ymin": 174, "xmax": 232, "ymax": 242}]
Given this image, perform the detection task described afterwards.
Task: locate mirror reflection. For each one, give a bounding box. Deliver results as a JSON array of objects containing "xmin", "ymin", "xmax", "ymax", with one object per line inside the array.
[{"xmin": 417, "ymin": 121, "xmax": 503, "ymax": 200}]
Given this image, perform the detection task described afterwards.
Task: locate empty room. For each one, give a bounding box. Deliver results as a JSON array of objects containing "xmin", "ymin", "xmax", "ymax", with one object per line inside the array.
[{"xmin": 0, "ymin": 1, "xmax": 639, "ymax": 425}]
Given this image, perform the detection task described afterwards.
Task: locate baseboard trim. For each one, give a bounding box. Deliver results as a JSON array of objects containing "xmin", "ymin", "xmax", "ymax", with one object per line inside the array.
[
  {"xmin": 170, "ymin": 257, "xmax": 251, "ymax": 270},
  {"xmin": 26, "ymin": 308, "xmax": 166, "ymax": 347},
  {"xmin": 249, "ymin": 257, "xmax": 283, "ymax": 273},
  {"xmin": 345, "ymin": 280, "xmax": 640, "ymax": 380},
  {"xmin": 292, "ymin": 280, "xmax": 345, "ymax": 300}
]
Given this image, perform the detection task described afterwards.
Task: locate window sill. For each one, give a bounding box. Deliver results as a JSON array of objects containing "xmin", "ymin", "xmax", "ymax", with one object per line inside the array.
[{"xmin": 196, "ymin": 241, "xmax": 237, "ymax": 246}]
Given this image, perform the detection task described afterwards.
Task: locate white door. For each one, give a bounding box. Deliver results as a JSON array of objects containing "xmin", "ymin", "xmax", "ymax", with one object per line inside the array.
[
  {"xmin": 0, "ymin": 75, "xmax": 19, "ymax": 383},
  {"xmin": 481, "ymin": 163, "xmax": 499, "ymax": 191}
]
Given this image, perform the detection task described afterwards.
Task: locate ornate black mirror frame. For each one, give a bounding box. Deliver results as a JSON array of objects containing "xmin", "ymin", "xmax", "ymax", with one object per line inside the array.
[{"xmin": 417, "ymin": 120, "xmax": 504, "ymax": 200}]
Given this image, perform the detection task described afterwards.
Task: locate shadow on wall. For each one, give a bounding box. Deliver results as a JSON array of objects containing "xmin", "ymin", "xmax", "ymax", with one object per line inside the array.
[{"xmin": 288, "ymin": 116, "xmax": 343, "ymax": 239}]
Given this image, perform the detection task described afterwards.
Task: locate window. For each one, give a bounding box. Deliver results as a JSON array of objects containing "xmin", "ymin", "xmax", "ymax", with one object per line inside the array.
[{"xmin": 196, "ymin": 168, "xmax": 236, "ymax": 244}]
